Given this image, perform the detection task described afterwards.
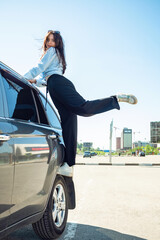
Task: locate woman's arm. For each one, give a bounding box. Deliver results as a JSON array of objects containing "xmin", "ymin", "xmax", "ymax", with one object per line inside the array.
[
  {"xmin": 28, "ymin": 76, "xmax": 47, "ymax": 87},
  {"xmin": 28, "ymin": 79, "xmax": 36, "ymax": 84},
  {"xmin": 24, "ymin": 47, "xmax": 56, "ymax": 80}
]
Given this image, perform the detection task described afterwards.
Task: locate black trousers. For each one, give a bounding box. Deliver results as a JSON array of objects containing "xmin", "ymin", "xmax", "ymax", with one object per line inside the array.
[{"xmin": 48, "ymin": 74, "xmax": 120, "ymax": 166}]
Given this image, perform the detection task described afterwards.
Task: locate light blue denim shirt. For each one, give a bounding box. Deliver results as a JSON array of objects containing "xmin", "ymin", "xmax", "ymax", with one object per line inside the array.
[{"xmin": 24, "ymin": 47, "xmax": 63, "ymax": 86}]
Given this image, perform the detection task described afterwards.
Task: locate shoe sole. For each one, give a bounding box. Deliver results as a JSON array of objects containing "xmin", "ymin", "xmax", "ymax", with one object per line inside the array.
[
  {"xmin": 128, "ymin": 94, "xmax": 138, "ymax": 104},
  {"xmin": 118, "ymin": 94, "xmax": 138, "ymax": 104}
]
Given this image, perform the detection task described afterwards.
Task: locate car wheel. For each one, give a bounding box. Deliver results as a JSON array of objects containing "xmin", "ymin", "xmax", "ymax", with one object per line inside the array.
[{"xmin": 32, "ymin": 175, "xmax": 68, "ymax": 240}]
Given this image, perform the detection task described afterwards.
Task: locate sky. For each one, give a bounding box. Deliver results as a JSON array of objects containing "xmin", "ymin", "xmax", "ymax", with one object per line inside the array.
[{"xmin": 0, "ymin": 0, "xmax": 160, "ymax": 149}]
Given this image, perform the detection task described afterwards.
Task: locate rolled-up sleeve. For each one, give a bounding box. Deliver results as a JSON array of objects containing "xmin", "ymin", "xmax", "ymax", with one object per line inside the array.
[{"xmin": 24, "ymin": 47, "xmax": 56, "ymax": 80}]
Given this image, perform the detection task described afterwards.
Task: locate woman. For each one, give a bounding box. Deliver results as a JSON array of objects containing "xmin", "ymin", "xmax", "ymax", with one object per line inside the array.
[{"xmin": 24, "ymin": 30, "xmax": 137, "ymax": 176}]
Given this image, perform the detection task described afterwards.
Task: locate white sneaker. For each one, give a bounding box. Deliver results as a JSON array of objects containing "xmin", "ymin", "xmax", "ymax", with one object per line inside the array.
[
  {"xmin": 117, "ymin": 94, "xmax": 138, "ymax": 104},
  {"xmin": 57, "ymin": 162, "xmax": 73, "ymax": 177}
]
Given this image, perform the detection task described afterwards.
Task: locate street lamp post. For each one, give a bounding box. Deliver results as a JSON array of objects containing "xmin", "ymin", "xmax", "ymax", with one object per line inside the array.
[{"xmin": 109, "ymin": 119, "xmax": 113, "ymax": 163}]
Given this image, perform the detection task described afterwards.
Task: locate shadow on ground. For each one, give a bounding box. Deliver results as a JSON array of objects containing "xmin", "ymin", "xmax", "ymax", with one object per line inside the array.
[
  {"xmin": 64, "ymin": 222, "xmax": 147, "ymax": 240},
  {"xmin": 2, "ymin": 222, "xmax": 147, "ymax": 240}
]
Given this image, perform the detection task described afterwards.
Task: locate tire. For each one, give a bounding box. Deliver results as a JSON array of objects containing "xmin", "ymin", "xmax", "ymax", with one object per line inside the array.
[{"xmin": 32, "ymin": 175, "xmax": 68, "ymax": 240}]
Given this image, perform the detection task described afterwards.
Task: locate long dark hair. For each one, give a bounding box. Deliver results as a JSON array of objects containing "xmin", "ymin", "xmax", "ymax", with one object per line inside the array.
[{"xmin": 42, "ymin": 31, "xmax": 66, "ymax": 74}]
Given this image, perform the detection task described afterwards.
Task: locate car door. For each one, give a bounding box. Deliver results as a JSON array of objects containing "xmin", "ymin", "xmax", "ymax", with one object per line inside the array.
[
  {"xmin": 0, "ymin": 74, "xmax": 14, "ymax": 231},
  {"xmin": 1, "ymin": 74, "xmax": 59, "ymax": 225}
]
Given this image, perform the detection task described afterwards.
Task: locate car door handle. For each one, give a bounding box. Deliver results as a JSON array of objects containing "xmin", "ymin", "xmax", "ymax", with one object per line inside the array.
[{"xmin": 0, "ymin": 134, "xmax": 11, "ymax": 142}]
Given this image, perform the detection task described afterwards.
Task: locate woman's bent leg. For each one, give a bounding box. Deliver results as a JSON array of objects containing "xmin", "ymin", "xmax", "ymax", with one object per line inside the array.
[
  {"xmin": 61, "ymin": 112, "xmax": 77, "ymax": 166},
  {"xmin": 48, "ymin": 91, "xmax": 77, "ymax": 166}
]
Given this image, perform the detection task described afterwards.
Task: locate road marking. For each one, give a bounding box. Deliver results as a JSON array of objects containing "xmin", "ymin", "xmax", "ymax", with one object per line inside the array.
[
  {"xmin": 63, "ymin": 179, "xmax": 93, "ymax": 239},
  {"xmin": 64, "ymin": 222, "xmax": 78, "ymax": 240},
  {"xmin": 76, "ymin": 163, "xmax": 160, "ymax": 166}
]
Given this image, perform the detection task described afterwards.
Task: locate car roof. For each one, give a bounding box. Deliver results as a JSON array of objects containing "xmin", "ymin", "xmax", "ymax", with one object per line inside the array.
[{"xmin": 0, "ymin": 61, "xmax": 39, "ymax": 92}]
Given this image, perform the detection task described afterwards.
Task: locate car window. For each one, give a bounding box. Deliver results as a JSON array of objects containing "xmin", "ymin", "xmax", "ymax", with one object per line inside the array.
[
  {"xmin": 0, "ymin": 75, "xmax": 4, "ymax": 117},
  {"xmin": 32, "ymin": 91, "xmax": 48, "ymax": 125},
  {"xmin": 39, "ymin": 94, "xmax": 61, "ymax": 129},
  {"xmin": 2, "ymin": 77, "xmax": 38, "ymax": 123}
]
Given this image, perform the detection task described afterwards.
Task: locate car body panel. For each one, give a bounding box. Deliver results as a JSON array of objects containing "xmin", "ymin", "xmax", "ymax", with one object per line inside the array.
[
  {"xmin": 9, "ymin": 120, "xmax": 55, "ymax": 226},
  {"xmin": 0, "ymin": 118, "xmax": 14, "ymax": 230}
]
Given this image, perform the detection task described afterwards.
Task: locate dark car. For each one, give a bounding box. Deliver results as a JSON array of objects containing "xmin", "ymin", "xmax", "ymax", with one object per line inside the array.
[
  {"xmin": 90, "ymin": 152, "xmax": 97, "ymax": 156},
  {"xmin": 0, "ymin": 62, "xmax": 75, "ymax": 240},
  {"xmin": 139, "ymin": 151, "xmax": 145, "ymax": 157},
  {"xmin": 83, "ymin": 151, "xmax": 91, "ymax": 158}
]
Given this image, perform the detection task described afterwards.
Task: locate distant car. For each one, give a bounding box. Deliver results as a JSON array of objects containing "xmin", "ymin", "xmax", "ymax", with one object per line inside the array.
[
  {"xmin": 139, "ymin": 151, "xmax": 145, "ymax": 157},
  {"xmin": 132, "ymin": 151, "xmax": 136, "ymax": 156},
  {"xmin": 83, "ymin": 151, "xmax": 91, "ymax": 158},
  {"xmin": 0, "ymin": 61, "xmax": 76, "ymax": 240},
  {"xmin": 90, "ymin": 152, "xmax": 97, "ymax": 156}
]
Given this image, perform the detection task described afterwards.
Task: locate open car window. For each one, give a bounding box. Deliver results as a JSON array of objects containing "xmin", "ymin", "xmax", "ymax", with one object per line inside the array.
[
  {"xmin": 2, "ymin": 77, "xmax": 39, "ymax": 123},
  {"xmin": 1, "ymin": 73, "xmax": 61, "ymax": 130}
]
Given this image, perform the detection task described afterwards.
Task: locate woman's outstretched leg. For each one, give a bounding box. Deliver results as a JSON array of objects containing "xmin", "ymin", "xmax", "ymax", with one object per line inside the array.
[{"xmin": 48, "ymin": 74, "xmax": 121, "ymax": 117}]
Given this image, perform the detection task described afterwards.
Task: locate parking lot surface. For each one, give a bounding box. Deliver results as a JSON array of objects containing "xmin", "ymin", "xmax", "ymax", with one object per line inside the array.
[
  {"xmin": 3, "ymin": 160, "xmax": 160, "ymax": 240},
  {"xmin": 76, "ymin": 154, "xmax": 160, "ymax": 165}
]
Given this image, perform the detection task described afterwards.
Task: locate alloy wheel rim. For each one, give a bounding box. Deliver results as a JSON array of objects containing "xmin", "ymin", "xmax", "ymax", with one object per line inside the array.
[{"xmin": 52, "ymin": 183, "xmax": 66, "ymax": 227}]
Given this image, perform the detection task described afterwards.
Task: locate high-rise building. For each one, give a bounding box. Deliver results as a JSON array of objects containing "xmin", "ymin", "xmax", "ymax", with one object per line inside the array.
[
  {"xmin": 121, "ymin": 128, "xmax": 132, "ymax": 150},
  {"xmin": 116, "ymin": 137, "xmax": 121, "ymax": 150},
  {"xmin": 150, "ymin": 122, "xmax": 160, "ymax": 143}
]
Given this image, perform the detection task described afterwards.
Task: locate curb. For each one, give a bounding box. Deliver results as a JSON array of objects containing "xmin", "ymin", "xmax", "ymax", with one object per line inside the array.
[{"xmin": 76, "ymin": 163, "xmax": 160, "ymax": 166}]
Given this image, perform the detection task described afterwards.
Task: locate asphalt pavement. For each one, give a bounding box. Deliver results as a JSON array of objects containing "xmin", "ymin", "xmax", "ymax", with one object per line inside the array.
[{"xmin": 3, "ymin": 160, "xmax": 160, "ymax": 240}]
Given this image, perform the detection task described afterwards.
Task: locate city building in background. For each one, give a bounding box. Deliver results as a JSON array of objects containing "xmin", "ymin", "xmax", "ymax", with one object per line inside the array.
[
  {"xmin": 121, "ymin": 128, "xmax": 132, "ymax": 150},
  {"xmin": 150, "ymin": 121, "xmax": 160, "ymax": 143},
  {"xmin": 116, "ymin": 137, "xmax": 121, "ymax": 150},
  {"xmin": 133, "ymin": 141, "xmax": 157, "ymax": 148},
  {"xmin": 83, "ymin": 142, "xmax": 93, "ymax": 150}
]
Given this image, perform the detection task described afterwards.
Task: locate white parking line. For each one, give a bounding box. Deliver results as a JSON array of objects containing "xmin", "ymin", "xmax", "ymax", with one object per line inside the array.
[
  {"xmin": 64, "ymin": 222, "xmax": 78, "ymax": 240},
  {"xmin": 63, "ymin": 179, "xmax": 93, "ymax": 239},
  {"xmin": 76, "ymin": 163, "xmax": 160, "ymax": 166}
]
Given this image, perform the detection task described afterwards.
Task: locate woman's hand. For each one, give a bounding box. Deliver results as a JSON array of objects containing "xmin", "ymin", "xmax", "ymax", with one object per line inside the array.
[{"xmin": 28, "ymin": 79, "xmax": 37, "ymax": 84}]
